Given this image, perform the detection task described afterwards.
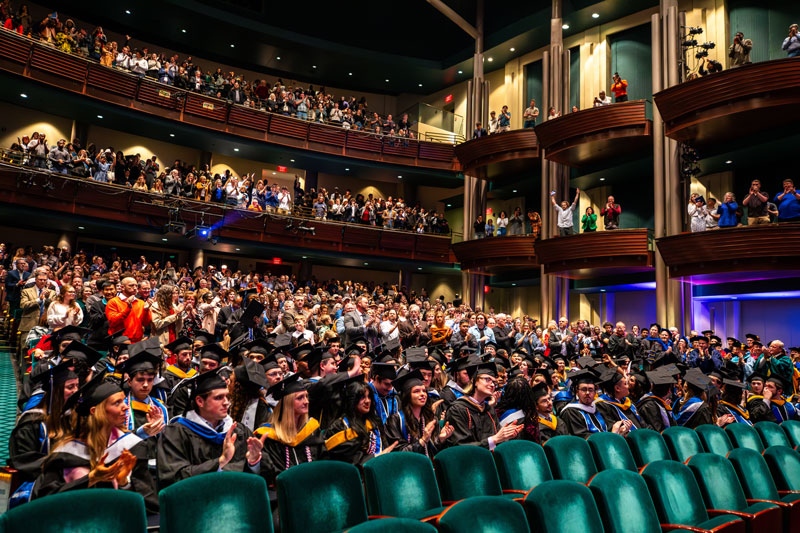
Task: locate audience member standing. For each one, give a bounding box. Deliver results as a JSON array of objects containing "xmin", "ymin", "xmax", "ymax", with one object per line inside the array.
[
  {"xmin": 783, "ymin": 24, "xmax": 800, "ymax": 57},
  {"xmin": 688, "ymin": 194, "xmax": 708, "ymax": 232},
  {"xmin": 523, "ymin": 99, "xmax": 539, "ymax": 128},
  {"xmin": 551, "ymin": 188, "xmax": 580, "ymax": 236},
  {"xmin": 593, "ymin": 90, "xmax": 612, "ymax": 107},
  {"xmin": 581, "ymin": 207, "xmax": 597, "ymax": 232},
  {"xmin": 611, "ymin": 73, "xmax": 628, "ymax": 103},
  {"xmin": 775, "ymin": 179, "xmax": 800, "ymax": 222},
  {"xmin": 106, "ymin": 276, "xmax": 152, "ymax": 342},
  {"xmin": 743, "ymin": 180, "xmax": 770, "ymax": 225},
  {"xmin": 498, "ymin": 106, "xmax": 511, "ymax": 133},
  {"xmin": 716, "ymin": 192, "xmax": 738, "ymax": 228},
  {"xmin": 600, "ymin": 196, "xmax": 621, "ymax": 230},
  {"xmin": 729, "ymin": 31, "xmax": 752, "ymax": 67}
]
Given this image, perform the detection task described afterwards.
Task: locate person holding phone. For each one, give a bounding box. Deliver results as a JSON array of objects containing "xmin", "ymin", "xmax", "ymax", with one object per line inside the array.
[{"xmin": 783, "ymin": 24, "xmax": 800, "ymax": 57}]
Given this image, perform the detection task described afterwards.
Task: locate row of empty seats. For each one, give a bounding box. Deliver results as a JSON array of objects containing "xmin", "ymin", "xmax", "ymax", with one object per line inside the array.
[{"xmin": 3, "ymin": 420, "xmax": 800, "ymax": 532}]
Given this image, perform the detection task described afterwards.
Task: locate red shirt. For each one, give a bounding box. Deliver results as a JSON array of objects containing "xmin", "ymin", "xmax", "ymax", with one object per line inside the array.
[{"xmin": 106, "ymin": 296, "xmax": 152, "ymax": 343}]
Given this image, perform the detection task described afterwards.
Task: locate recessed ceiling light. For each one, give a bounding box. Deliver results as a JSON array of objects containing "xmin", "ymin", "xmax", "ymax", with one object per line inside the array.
[
  {"xmin": 236, "ymin": 248, "xmax": 241, "ymax": 251},
  {"xmin": 19, "ymin": 93, "xmax": 27, "ymax": 98},
  {"xmin": 562, "ymin": 23, "xmax": 570, "ymax": 29},
  {"xmin": 312, "ymin": 65, "xmax": 317, "ymax": 69},
  {"xmin": 125, "ymin": 10, "xmax": 131, "ymax": 14},
  {"xmin": 348, "ymin": 72, "xmax": 353, "ymax": 76},
  {"xmin": 600, "ymin": 289, "xmax": 606, "ymax": 292},
  {"xmin": 97, "ymin": 115, "xmax": 103, "ymax": 119},
  {"xmin": 418, "ymin": 83, "xmax": 423, "ymax": 87},
  {"xmin": 512, "ymin": 189, "xmax": 518, "ymax": 193},
  {"xmin": 592, "ymin": 12, "xmax": 600, "ymax": 19},
  {"xmin": 725, "ymin": 160, "xmax": 733, "ymax": 164},
  {"xmin": 276, "ymin": 56, "xmax": 281, "ymax": 60},
  {"xmin": 234, "ymin": 148, "xmax": 239, "ymax": 152},
  {"xmin": 162, "ymin": 238, "xmax": 168, "ymax": 242},
  {"xmin": 512, "ymin": 283, "xmax": 517, "ymax": 287},
  {"xmin": 230, "ymin": 44, "xmax": 235, "ymax": 48},
  {"xmin": 78, "ymin": 226, "xmax": 85, "ymax": 230},
  {"xmin": 458, "ymin": 70, "xmax": 463, "ymax": 74},
  {"xmin": 290, "ymin": 159, "xmax": 295, "ymax": 162},
  {"xmin": 487, "ymin": 57, "xmax": 493, "ymax": 62},
  {"xmin": 302, "ymin": 255, "xmax": 307, "ymax": 259},
  {"xmin": 345, "ymin": 168, "xmax": 350, "ymax": 171},
  {"xmin": 363, "ymin": 262, "xmax": 369, "ymax": 266},
  {"xmin": 385, "ymin": 78, "xmax": 389, "ymax": 82},
  {"xmin": 272, "ymin": 172, "xmax": 276, "ymax": 175},
  {"xmin": 397, "ymin": 175, "xmax": 403, "ymax": 179},
  {"xmin": 510, "ymin": 47, "xmax": 515, "ymax": 52},
  {"xmin": 169, "ymin": 133, "xmax": 175, "ymax": 137},
  {"xmin": 417, "ymin": 267, "xmax": 422, "ymax": 270},
  {"xmin": 181, "ymin": 29, "xmax": 187, "ymax": 33},
  {"xmin": 446, "ymin": 203, "xmax": 452, "ymax": 207},
  {"xmin": 600, "ymin": 177, "xmax": 606, "ymax": 181}
]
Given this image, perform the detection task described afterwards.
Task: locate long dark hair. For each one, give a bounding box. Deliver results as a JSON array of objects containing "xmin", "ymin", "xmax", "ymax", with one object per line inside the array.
[
  {"xmin": 399, "ymin": 385, "xmax": 435, "ymax": 440},
  {"xmin": 497, "ymin": 377, "xmax": 537, "ymax": 426},
  {"xmin": 342, "ymin": 382, "xmax": 380, "ymax": 441}
]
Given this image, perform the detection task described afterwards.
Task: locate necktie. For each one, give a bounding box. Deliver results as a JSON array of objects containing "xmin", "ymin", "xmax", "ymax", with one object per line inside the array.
[{"xmin": 38, "ymin": 288, "xmax": 45, "ymax": 317}]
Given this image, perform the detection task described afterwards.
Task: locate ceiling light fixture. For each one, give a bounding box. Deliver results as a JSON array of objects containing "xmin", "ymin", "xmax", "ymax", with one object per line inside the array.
[
  {"xmin": 512, "ymin": 189, "xmax": 518, "ymax": 193},
  {"xmin": 562, "ymin": 23, "xmax": 570, "ymax": 29},
  {"xmin": 236, "ymin": 248, "xmax": 241, "ymax": 251},
  {"xmin": 230, "ymin": 44, "xmax": 235, "ymax": 48},
  {"xmin": 725, "ymin": 160, "xmax": 733, "ymax": 164},
  {"xmin": 20, "ymin": 93, "xmax": 27, "ymax": 98},
  {"xmin": 125, "ymin": 10, "xmax": 131, "ymax": 14},
  {"xmin": 312, "ymin": 65, "xmax": 317, "ymax": 69},
  {"xmin": 169, "ymin": 133, "xmax": 175, "ymax": 137},
  {"xmin": 512, "ymin": 283, "xmax": 517, "ymax": 287},
  {"xmin": 487, "ymin": 57, "xmax": 493, "ymax": 62},
  {"xmin": 385, "ymin": 78, "xmax": 389, "ymax": 82},
  {"xmin": 290, "ymin": 159, "xmax": 295, "ymax": 162},
  {"xmin": 600, "ymin": 177, "xmax": 606, "ymax": 181},
  {"xmin": 272, "ymin": 172, "xmax": 276, "ymax": 175},
  {"xmin": 458, "ymin": 70, "xmax": 463, "ymax": 74},
  {"xmin": 417, "ymin": 267, "xmax": 422, "ymax": 270},
  {"xmin": 302, "ymin": 255, "xmax": 307, "ymax": 259},
  {"xmin": 162, "ymin": 238, "xmax": 168, "ymax": 242},
  {"xmin": 348, "ymin": 72, "xmax": 353, "ymax": 76},
  {"xmin": 234, "ymin": 148, "xmax": 239, "ymax": 152},
  {"xmin": 181, "ymin": 29, "xmax": 186, "ymax": 33},
  {"xmin": 276, "ymin": 56, "xmax": 281, "ymax": 60},
  {"xmin": 363, "ymin": 262, "xmax": 369, "ymax": 266},
  {"xmin": 397, "ymin": 175, "xmax": 403, "ymax": 179},
  {"xmin": 78, "ymin": 226, "xmax": 85, "ymax": 230},
  {"xmin": 97, "ymin": 115, "xmax": 103, "ymax": 119},
  {"xmin": 510, "ymin": 47, "xmax": 515, "ymax": 52},
  {"xmin": 418, "ymin": 83, "xmax": 423, "ymax": 87},
  {"xmin": 446, "ymin": 203, "xmax": 452, "ymax": 207},
  {"xmin": 592, "ymin": 13, "xmax": 600, "ymax": 18}
]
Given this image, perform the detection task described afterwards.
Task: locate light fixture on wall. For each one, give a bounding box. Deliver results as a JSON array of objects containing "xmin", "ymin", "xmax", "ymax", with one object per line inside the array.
[
  {"xmin": 562, "ymin": 23, "xmax": 570, "ymax": 29},
  {"xmin": 509, "ymin": 47, "xmax": 515, "ymax": 52},
  {"xmin": 592, "ymin": 13, "xmax": 600, "ymax": 19},
  {"xmin": 457, "ymin": 70, "xmax": 463, "ymax": 74},
  {"xmin": 20, "ymin": 93, "xmax": 27, "ymax": 98}
]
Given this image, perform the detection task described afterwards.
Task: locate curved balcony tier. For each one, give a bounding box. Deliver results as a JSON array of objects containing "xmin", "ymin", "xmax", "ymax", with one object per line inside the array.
[
  {"xmin": 534, "ymin": 100, "xmax": 652, "ymax": 168},
  {"xmin": 454, "ymin": 129, "xmax": 539, "ymax": 178},
  {"xmin": 535, "ymin": 229, "xmax": 654, "ymax": 278},
  {"xmin": 653, "ymin": 57, "xmax": 800, "ymax": 148},
  {"xmin": 656, "ymin": 224, "xmax": 800, "ymax": 280},
  {"xmin": 0, "ymin": 31, "xmax": 457, "ymax": 171},
  {"xmin": 0, "ymin": 165, "xmax": 454, "ymax": 263},
  {"xmin": 451, "ymin": 236, "xmax": 538, "ymax": 272}
]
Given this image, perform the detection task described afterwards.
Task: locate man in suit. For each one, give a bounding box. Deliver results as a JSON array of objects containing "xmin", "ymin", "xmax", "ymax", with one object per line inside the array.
[
  {"xmin": 492, "ymin": 313, "xmax": 514, "ymax": 353},
  {"xmin": 343, "ymin": 295, "xmax": 379, "ymax": 347},
  {"xmin": 5, "ymin": 258, "xmax": 31, "ymax": 314},
  {"xmin": 18, "ymin": 268, "xmax": 54, "ymax": 362},
  {"xmin": 398, "ymin": 304, "xmax": 431, "ymax": 348},
  {"xmin": 548, "ymin": 316, "xmax": 577, "ymax": 359},
  {"xmin": 216, "ymin": 293, "xmax": 243, "ymax": 337},
  {"xmin": 472, "ymin": 122, "xmax": 487, "ymax": 139}
]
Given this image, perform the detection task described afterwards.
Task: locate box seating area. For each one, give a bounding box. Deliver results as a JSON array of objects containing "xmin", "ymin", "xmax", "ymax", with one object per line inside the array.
[{"xmin": 3, "ymin": 420, "xmax": 800, "ymax": 533}]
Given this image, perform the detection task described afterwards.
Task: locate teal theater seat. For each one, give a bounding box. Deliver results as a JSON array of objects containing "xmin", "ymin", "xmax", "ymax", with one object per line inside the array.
[
  {"xmin": 587, "ymin": 432, "xmax": 637, "ymax": 472},
  {"xmin": 543, "ymin": 435, "xmax": 598, "ymax": 483},
  {"xmin": 696, "ymin": 424, "xmax": 734, "ymax": 456},
  {"xmin": 523, "ymin": 480, "xmax": 604, "ymax": 533},
  {"xmin": 433, "ymin": 446, "xmax": 523, "ymax": 503},
  {"xmin": 492, "ymin": 440, "xmax": 553, "ymax": 492},
  {"xmin": 345, "ymin": 518, "xmax": 437, "ymax": 533},
  {"xmin": 662, "ymin": 426, "xmax": 704, "ymax": 462},
  {"xmin": 589, "ymin": 469, "xmax": 669, "ymax": 533},
  {"xmin": 726, "ymin": 423, "xmax": 765, "ymax": 453},
  {"xmin": 362, "ymin": 452, "xmax": 445, "ymax": 521},
  {"xmin": 435, "ymin": 496, "xmax": 530, "ymax": 533},
  {"xmin": 781, "ymin": 420, "xmax": 800, "ymax": 449},
  {"xmin": 626, "ymin": 428, "xmax": 670, "ymax": 468},
  {"xmin": 755, "ymin": 421, "xmax": 792, "ymax": 448}
]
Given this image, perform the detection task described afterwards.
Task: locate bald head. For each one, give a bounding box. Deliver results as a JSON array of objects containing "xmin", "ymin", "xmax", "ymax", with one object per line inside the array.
[{"xmin": 120, "ymin": 277, "xmax": 138, "ymax": 297}]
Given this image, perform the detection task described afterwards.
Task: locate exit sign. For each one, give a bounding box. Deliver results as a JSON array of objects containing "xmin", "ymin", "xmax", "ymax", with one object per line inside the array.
[
  {"xmin": 444, "ymin": 94, "xmax": 453, "ymax": 104},
  {"xmin": 276, "ymin": 165, "xmax": 287, "ymax": 173},
  {"xmin": 272, "ymin": 257, "xmax": 282, "ymax": 265}
]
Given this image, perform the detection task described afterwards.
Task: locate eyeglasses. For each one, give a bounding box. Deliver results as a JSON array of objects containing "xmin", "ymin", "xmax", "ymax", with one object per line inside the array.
[
  {"xmin": 578, "ymin": 387, "xmax": 596, "ymax": 393},
  {"xmin": 478, "ymin": 376, "xmax": 497, "ymax": 386}
]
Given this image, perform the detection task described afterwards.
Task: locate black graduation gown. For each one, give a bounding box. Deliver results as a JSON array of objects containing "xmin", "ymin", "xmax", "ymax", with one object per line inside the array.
[
  {"xmin": 560, "ymin": 403, "xmax": 608, "ymax": 439},
  {"xmin": 255, "ymin": 418, "xmax": 325, "ymax": 485},
  {"xmin": 537, "ymin": 414, "xmax": 568, "ymax": 444},
  {"xmin": 166, "ymin": 379, "xmax": 193, "ymax": 418},
  {"xmin": 8, "ymin": 410, "xmax": 48, "ymax": 482},
  {"xmin": 637, "ymin": 395, "xmax": 675, "ymax": 432},
  {"xmin": 128, "ymin": 405, "xmax": 161, "ymax": 513},
  {"xmin": 595, "ymin": 396, "xmax": 647, "ymax": 430},
  {"xmin": 156, "ymin": 415, "xmax": 253, "ymax": 489},
  {"xmin": 440, "ymin": 384, "xmax": 466, "ymax": 409},
  {"xmin": 383, "ymin": 412, "xmax": 439, "ymax": 456},
  {"xmin": 675, "ymin": 401, "xmax": 715, "ymax": 429},
  {"xmin": 307, "ymin": 373, "xmax": 351, "ymax": 429},
  {"xmin": 747, "ymin": 396, "xmax": 779, "ymax": 423},
  {"xmin": 323, "ymin": 417, "xmax": 381, "ymax": 466},
  {"xmin": 443, "ymin": 397, "xmax": 499, "ymax": 448},
  {"xmin": 161, "ymin": 365, "xmax": 198, "ymax": 394}
]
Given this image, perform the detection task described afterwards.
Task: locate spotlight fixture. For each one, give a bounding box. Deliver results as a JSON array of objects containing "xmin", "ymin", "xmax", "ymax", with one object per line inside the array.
[
  {"xmin": 181, "ymin": 29, "xmax": 186, "ymax": 33},
  {"xmin": 234, "ymin": 148, "xmax": 239, "ymax": 152},
  {"xmin": 592, "ymin": 12, "xmax": 599, "ymax": 18},
  {"xmin": 125, "ymin": 9, "xmax": 131, "ymax": 14},
  {"xmin": 562, "ymin": 23, "xmax": 570, "ymax": 29},
  {"xmin": 20, "ymin": 93, "xmax": 27, "ymax": 98}
]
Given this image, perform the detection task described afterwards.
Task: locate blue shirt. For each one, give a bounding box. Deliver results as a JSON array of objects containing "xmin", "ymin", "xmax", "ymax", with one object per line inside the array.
[
  {"xmin": 717, "ymin": 201, "xmax": 738, "ymax": 227},
  {"xmin": 774, "ymin": 191, "xmax": 800, "ymax": 219}
]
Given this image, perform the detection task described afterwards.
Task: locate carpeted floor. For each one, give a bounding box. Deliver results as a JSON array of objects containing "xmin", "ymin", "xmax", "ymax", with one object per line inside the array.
[{"xmin": 0, "ymin": 350, "xmax": 17, "ymax": 464}]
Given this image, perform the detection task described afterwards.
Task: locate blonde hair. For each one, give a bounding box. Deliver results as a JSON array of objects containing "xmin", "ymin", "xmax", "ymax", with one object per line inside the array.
[
  {"xmin": 54, "ymin": 393, "xmax": 126, "ymax": 468},
  {"xmin": 268, "ymin": 392, "xmax": 308, "ymax": 444},
  {"xmin": 57, "ymin": 283, "xmax": 80, "ymax": 310}
]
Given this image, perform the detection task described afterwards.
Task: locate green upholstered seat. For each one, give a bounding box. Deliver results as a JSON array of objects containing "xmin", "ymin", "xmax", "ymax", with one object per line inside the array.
[
  {"xmin": 492, "ymin": 440, "xmax": 552, "ymax": 492},
  {"xmin": 626, "ymin": 428, "xmax": 670, "ymax": 468},
  {"xmin": 523, "ymin": 480, "xmax": 604, "ymax": 533},
  {"xmin": 764, "ymin": 446, "xmax": 800, "ymax": 492},
  {"xmin": 781, "ymin": 420, "xmax": 800, "ymax": 448},
  {"xmin": 587, "ymin": 432, "xmax": 637, "ymax": 472},
  {"xmin": 728, "ymin": 447, "xmax": 800, "ymax": 532},
  {"xmin": 436, "ymin": 496, "xmax": 530, "ymax": 533},
  {"xmin": 543, "ymin": 435, "xmax": 597, "ymax": 484},
  {"xmin": 362, "ymin": 452, "xmax": 444, "ymax": 521},
  {"xmin": 696, "ymin": 424, "xmax": 734, "ymax": 456},
  {"xmin": 277, "ymin": 461, "xmax": 368, "ymax": 533},
  {"xmin": 345, "ymin": 518, "xmax": 437, "ymax": 532},
  {"xmin": 159, "ymin": 471, "xmax": 272, "ymax": 533},
  {"xmin": 726, "ymin": 423, "xmax": 765, "ymax": 453},
  {"xmin": 1, "ymin": 489, "xmax": 146, "ymax": 533},
  {"xmin": 588, "ymin": 469, "xmax": 663, "ymax": 533},
  {"xmin": 662, "ymin": 426, "xmax": 704, "ymax": 463},
  {"xmin": 641, "ymin": 460, "xmax": 744, "ymax": 532},
  {"xmin": 433, "ymin": 446, "xmax": 519, "ymax": 503},
  {"xmin": 688, "ymin": 453, "xmax": 782, "ymax": 532},
  {"xmin": 755, "ymin": 421, "xmax": 792, "ymax": 448}
]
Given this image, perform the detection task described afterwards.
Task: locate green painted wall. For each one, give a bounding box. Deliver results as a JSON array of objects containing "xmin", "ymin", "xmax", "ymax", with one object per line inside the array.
[
  {"xmin": 729, "ymin": 0, "xmax": 796, "ymax": 62},
  {"xmin": 609, "ymin": 23, "xmax": 652, "ymax": 103},
  {"xmin": 525, "ymin": 60, "xmax": 544, "ymax": 120},
  {"xmin": 570, "ymin": 46, "xmax": 581, "ymax": 110}
]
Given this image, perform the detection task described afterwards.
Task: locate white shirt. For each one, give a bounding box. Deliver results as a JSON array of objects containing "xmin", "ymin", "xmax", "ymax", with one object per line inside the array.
[
  {"xmin": 554, "ymin": 203, "xmax": 576, "ymax": 228},
  {"xmin": 278, "ymin": 192, "xmax": 291, "ymax": 210},
  {"xmin": 594, "ymin": 96, "xmax": 612, "ymax": 107},
  {"xmin": 47, "ymin": 302, "xmax": 83, "ymax": 329}
]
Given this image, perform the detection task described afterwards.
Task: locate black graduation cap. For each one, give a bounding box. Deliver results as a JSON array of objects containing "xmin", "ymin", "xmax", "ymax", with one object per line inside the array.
[
  {"xmin": 392, "ymin": 368, "xmax": 425, "ymax": 394},
  {"xmin": 193, "ymin": 330, "xmax": 216, "ymax": 346},
  {"xmin": 325, "ymin": 335, "xmax": 341, "ymax": 345},
  {"xmin": 494, "ymin": 355, "xmax": 511, "ymax": 370},
  {"xmin": 727, "ymin": 337, "xmax": 741, "ymax": 345},
  {"xmin": 245, "ymin": 339, "xmax": 272, "ymax": 355},
  {"xmin": 445, "ymin": 356, "xmax": 472, "ymax": 374},
  {"xmin": 709, "ymin": 335, "xmax": 722, "ymax": 346},
  {"xmin": 260, "ymin": 354, "xmax": 280, "ymax": 372},
  {"xmin": 789, "ymin": 347, "xmax": 800, "ymax": 354},
  {"xmin": 240, "ymin": 299, "xmax": 265, "ymax": 325},
  {"xmin": 766, "ymin": 374, "xmax": 789, "ymax": 391},
  {"xmin": 381, "ymin": 336, "xmax": 401, "ymax": 353},
  {"xmin": 599, "ymin": 368, "xmax": 624, "ymax": 390},
  {"xmin": 65, "ymin": 370, "xmax": 122, "ymax": 416},
  {"xmin": 472, "ymin": 361, "xmax": 497, "ymax": 378},
  {"xmin": 406, "ymin": 350, "xmax": 435, "ymax": 371},
  {"xmin": 128, "ymin": 337, "xmax": 162, "ymax": 360},
  {"xmin": 576, "ymin": 356, "xmax": 598, "ymax": 369},
  {"xmin": 345, "ymin": 344, "xmax": 365, "ymax": 357},
  {"xmin": 272, "ymin": 333, "xmax": 294, "ymax": 352},
  {"xmin": 531, "ymin": 381, "xmax": 549, "ymax": 401},
  {"xmin": 370, "ymin": 362, "xmax": 397, "ymax": 381},
  {"xmin": 745, "ymin": 333, "xmax": 760, "ymax": 342},
  {"xmin": 708, "ymin": 370, "xmax": 723, "ymax": 381},
  {"xmin": 165, "ymin": 335, "xmax": 193, "ymax": 354},
  {"xmin": 646, "ymin": 370, "xmax": 676, "ymax": 387},
  {"xmin": 746, "ymin": 371, "xmax": 767, "ymax": 384},
  {"xmin": 722, "ymin": 378, "xmax": 746, "ymax": 390},
  {"xmin": 689, "ymin": 336, "xmax": 709, "ymax": 344},
  {"xmin": 31, "ymin": 360, "xmax": 78, "ymax": 385},
  {"xmin": 428, "ymin": 348, "xmax": 447, "ymax": 367},
  {"xmin": 701, "ymin": 329, "xmax": 714, "ymax": 336},
  {"xmin": 267, "ymin": 372, "xmax": 306, "ymax": 401},
  {"xmin": 301, "ymin": 347, "xmax": 326, "ymax": 370},
  {"xmin": 49, "ymin": 325, "xmax": 90, "ymax": 347},
  {"xmin": 191, "ymin": 368, "xmax": 229, "ymax": 399},
  {"xmin": 649, "ymin": 323, "xmax": 662, "ymax": 331},
  {"xmin": 289, "ymin": 343, "xmax": 315, "ymax": 361},
  {"xmin": 569, "ymin": 369, "xmax": 598, "ymax": 388},
  {"xmin": 684, "ymin": 369, "xmax": 711, "ymax": 391},
  {"xmin": 62, "ymin": 341, "xmax": 103, "ymax": 367},
  {"xmin": 234, "ymin": 359, "xmax": 269, "ymax": 391},
  {"xmin": 458, "ymin": 345, "xmax": 478, "ymax": 355},
  {"xmin": 198, "ymin": 343, "xmax": 229, "ymax": 364},
  {"xmin": 508, "ymin": 365, "xmax": 524, "ymax": 378},
  {"xmin": 483, "ymin": 340, "xmax": 498, "ymax": 350},
  {"xmin": 338, "ymin": 355, "xmax": 358, "ymax": 373},
  {"xmin": 659, "ymin": 363, "xmax": 681, "ymax": 376},
  {"xmin": 533, "ymin": 367, "xmax": 552, "ymax": 379},
  {"xmin": 119, "ymin": 350, "xmax": 162, "ymax": 376},
  {"xmin": 107, "ymin": 329, "xmax": 130, "ymax": 350}
]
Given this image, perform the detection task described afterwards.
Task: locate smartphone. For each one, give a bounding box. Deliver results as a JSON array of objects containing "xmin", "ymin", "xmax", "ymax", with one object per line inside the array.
[{"xmin": 550, "ymin": 191, "xmax": 556, "ymax": 196}]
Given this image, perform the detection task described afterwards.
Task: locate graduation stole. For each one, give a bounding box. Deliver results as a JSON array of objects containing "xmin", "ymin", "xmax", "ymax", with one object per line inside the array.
[
  {"xmin": 255, "ymin": 418, "xmax": 320, "ymax": 447},
  {"xmin": 324, "ymin": 418, "xmax": 380, "ymax": 453},
  {"xmin": 174, "ymin": 415, "xmax": 232, "ymax": 445},
  {"xmin": 719, "ymin": 401, "xmax": 752, "ymax": 426},
  {"xmin": 124, "ymin": 394, "xmax": 168, "ymax": 431},
  {"xmin": 565, "ymin": 403, "xmax": 607, "ymax": 433},
  {"xmin": 368, "ymin": 382, "xmax": 397, "ymax": 423},
  {"xmin": 673, "ymin": 396, "xmax": 703, "ymax": 426},
  {"xmin": 538, "ymin": 413, "xmax": 558, "ymax": 431},
  {"xmin": 22, "ymin": 392, "xmax": 45, "ymax": 412},
  {"xmin": 499, "ymin": 409, "xmax": 525, "ymax": 427},
  {"xmin": 166, "ymin": 365, "xmax": 197, "ymax": 379},
  {"xmin": 596, "ymin": 395, "xmax": 640, "ymax": 431},
  {"xmin": 769, "ymin": 398, "xmax": 797, "ymax": 423}
]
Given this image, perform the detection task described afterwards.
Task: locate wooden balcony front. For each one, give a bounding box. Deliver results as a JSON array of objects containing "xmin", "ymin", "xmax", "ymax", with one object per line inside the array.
[{"xmin": 534, "ymin": 229, "xmax": 654, "ymax": 278}]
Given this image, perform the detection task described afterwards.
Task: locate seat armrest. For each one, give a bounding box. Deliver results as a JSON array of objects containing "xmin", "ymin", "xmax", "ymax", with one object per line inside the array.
[
  {"xmin": 502, "ymin": 489, "xmax": 528, "ymax": 495},
  {"xmin": 659, "ymin": 523, "xmax": 710, "ymax": 533},
  {"xmin": 707, "ymin": 509, "xmax": 754, "ymax": 519},
  {"xmin": 746, "ymin": 498, "xmax": 789, "ymax": 508},
  {"xmin": 778, "ymin": 490, "xmax": 800, "ymax": 495}
]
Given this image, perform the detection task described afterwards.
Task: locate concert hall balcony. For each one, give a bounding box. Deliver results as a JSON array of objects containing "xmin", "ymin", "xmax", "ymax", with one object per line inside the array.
[
  {"xmin": 454, "ymin": 129, "xmax": 539, "ymax": 178},
  {"xmin": 451, "ymin": 235, "xmax": 539, "ymax": 273},
  {"xmin": 534, "ymin": 229, "xmax": 654, "ymax": 278},
  {"xmin": 533, "ymin": 100, "xmax": 652, "ymax": 168}
]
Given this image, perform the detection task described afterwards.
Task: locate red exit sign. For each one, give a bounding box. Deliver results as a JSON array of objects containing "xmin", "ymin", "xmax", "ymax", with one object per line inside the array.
[
  {"xmin": 272, "ymin": 257, "xmax": 282, "ymax": 265},
  {"xmin": 276, "ymin": 165, "xmax": 287, "ymax": 173},
  {"xmin": 444, "ymin": 94, "xmax": 453, "ymax": 104}
]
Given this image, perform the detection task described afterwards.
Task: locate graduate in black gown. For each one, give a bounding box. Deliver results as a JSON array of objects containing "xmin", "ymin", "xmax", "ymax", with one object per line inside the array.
[
  {"xmin": 325, "ymin": 378, "xmax": 389, "ymax": 465},
  {"xmin": 443, "ymin": 361, "xmax": 522, "ymax": 449},
  {"xmin": 637, "ymin": 370, "xmax": 677, "ymax": 432},
  {"xmin": 167, "ymin": 343, "xmax": 228, "ymax": 418},
  {"xmin": 255, "ymin": 373, "xmax": 325, "ymax": 485},
  {"xmin": 157, "ymin": 368, "xmax": 265, "ymax": 489},
  {"xmin": 531, "ymin": 381, "xmax": 567, "ymax": 443},
  {"xmin": 717, "ymin": 378, "xmax": 752, "ymax": 427},
  {"xmin": 161, "ymin": 336, "xmax": 197, "ymax": 394},
  {"xmin": 672, "ymin": 370, "xmax": 716, "ymax": 429},
  {"xmin": 496, "ymin": 376, "xmax": 541, "ymax": 443},
  {"xmin": 32, "ymin": 371, "xmax": 141, "ymax": 499},
  {"xmin": 384, "ymin": 369, "xmax": 454, "ymax": 457},
  {"xmin": 561, "ymin": 369, "xmax": 629, "ymax": 438},
  {"xmin": 595, "ymin": 367, "xmax": 647, "ymax": 430},
  {"xmin": 229, "ymin": 359, "xmax": 270, "ymax": 433}
]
